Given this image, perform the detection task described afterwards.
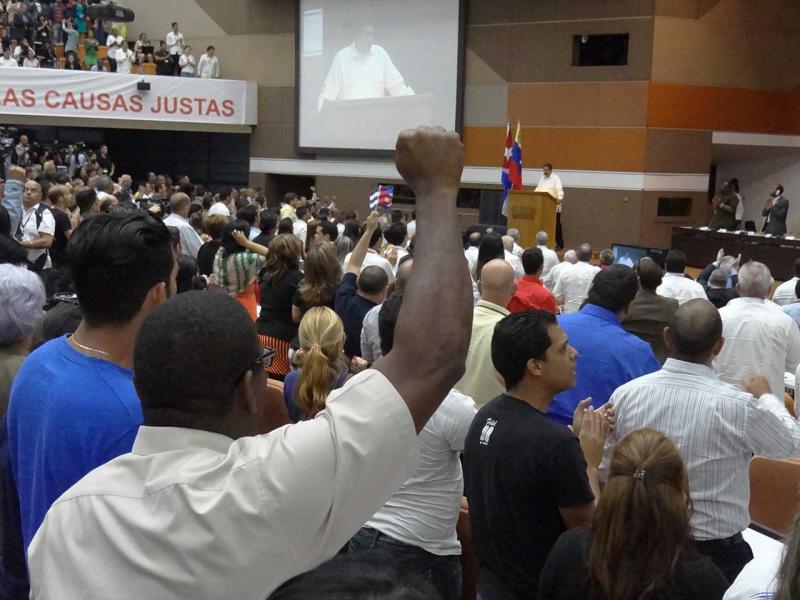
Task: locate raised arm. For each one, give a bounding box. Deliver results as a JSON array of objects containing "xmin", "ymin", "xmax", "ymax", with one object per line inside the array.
[
  {"xmin": 373, "ymin": 127, "xmax": 472, "ymax": 432},
  {"xmin": 232, "ymin": 230, "xmax": 268, "ymax": 256},
  {"xmin": 2, "ymin": 166, "xmax": 25, "ymax": 237},
  {"xmin": 346, "ymin": 211, "xmax": 379, "ymax": 276}
]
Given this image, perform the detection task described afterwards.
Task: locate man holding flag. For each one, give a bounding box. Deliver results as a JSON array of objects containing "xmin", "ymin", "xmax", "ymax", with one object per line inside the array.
[{"xmin": 501, "ymin": 120, "xmax": 523, "ymax": 219}]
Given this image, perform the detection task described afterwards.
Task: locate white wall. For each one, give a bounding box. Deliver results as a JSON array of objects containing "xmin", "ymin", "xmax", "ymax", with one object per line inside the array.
[
  {"xmin": 715, "ymin": 150, "xmax": 800, "ymax": 235},
  {"xmin": 120, "ymin": 1, "xmax": 225, "ymax": 41}
]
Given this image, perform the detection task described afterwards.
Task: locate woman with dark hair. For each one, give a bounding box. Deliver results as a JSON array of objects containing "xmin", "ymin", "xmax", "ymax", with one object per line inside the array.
[
  {"xmin": 211, "ymin": 220, "xmax": 268, "ymax": 320},
  {"xmin": 292, "ymin": 241, "xmax": 342, "ymax": 323},
  {"xmin": 475, "ymin": 233, "xmax": 505, "ymax": 280},
  {"xmin": 175, "ymin": 255, "xmax": 205, "ymax": 294},
  {"xmin": 197, "ymin": 214, "xmax": 227, "ymax": 277},
  {"xmin": 342, "ymin": 219, "xmax": 361, "ymax": 247},
  {"xmin": 304, "ymin": 218, "xmax": 320, "ymax": 255},
  {"xmin": 539, "ymin": 429, "xmax": 728, "ymax": 600},
  {"xmin": 256, "ymin": 234, "xmax": 303, "ymax": 380}
]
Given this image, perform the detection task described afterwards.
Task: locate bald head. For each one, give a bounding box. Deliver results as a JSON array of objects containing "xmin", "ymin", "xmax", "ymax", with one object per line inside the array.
[
  {"xmin": 478, "ymin": 259, "xmax": 516, "ymax": 307},
  {"xmin": 563, "ymin": 249, "xmax": 578, "ymax": 264},
  {"xmin": 665, "ymin": 299, "xmax": 722, "ymax": 363},
  {"xmin": 502, "ymin": 235, "xmax": 514, "ymax": 253},
  {"xmin": 396, "ymin": 257, "xmax": 413, "ymax": 290}
]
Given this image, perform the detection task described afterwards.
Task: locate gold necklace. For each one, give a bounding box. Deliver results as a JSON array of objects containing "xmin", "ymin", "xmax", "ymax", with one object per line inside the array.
[{"xmin": 69, "ymin": 335, "xmax": 112, "ymax": 357}]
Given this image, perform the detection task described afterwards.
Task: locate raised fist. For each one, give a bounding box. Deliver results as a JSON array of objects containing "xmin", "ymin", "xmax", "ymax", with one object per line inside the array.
[{"xmin": 395, "ymin": 126, "xmax": 463, "ymax": 198}]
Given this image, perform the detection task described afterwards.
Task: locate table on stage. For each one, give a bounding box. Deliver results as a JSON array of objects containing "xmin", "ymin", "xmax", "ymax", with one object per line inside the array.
[{"xmin": 670, "ymin": 226, "xmax": 800, "ymax": 281}]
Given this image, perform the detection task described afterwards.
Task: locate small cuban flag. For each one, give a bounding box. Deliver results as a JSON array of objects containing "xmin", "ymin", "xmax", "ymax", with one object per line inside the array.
[{"xmin": 369, "ymin": 185, "xmax": 394, "ymax": 211}]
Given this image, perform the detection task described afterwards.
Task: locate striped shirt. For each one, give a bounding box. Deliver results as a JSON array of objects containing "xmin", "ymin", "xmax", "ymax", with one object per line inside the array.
[
  {"xmin": 212, "ymin": 249, "xmax": 265, "ymax": 296},
  {"xmin": 602, "ymin": 359, "xmax": 800, "ymax": 541}
]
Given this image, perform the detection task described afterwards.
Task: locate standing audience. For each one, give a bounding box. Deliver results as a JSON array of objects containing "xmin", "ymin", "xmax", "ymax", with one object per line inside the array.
[
  {"xmin": 552, "ymin": 243, "xmax": 599, "ymax": 313},
  {"xmin": 212, "ymin": 221, "xmax": 268, "ymax": 320}
]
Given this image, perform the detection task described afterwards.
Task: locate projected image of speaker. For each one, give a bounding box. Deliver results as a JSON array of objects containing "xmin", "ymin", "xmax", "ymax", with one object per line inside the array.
[
  {"xmin": 297, "ymin": 0, "xmax": 465, "ymax": 153},
  {"xmin": 86, "ymin": 2, "xmax": 135, "ymax": 22}
]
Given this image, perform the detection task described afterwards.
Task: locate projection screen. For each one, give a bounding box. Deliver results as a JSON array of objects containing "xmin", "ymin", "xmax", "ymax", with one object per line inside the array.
[{"xmin": 297, "ymin": 0, "xmax": 464, "ymax": 153}]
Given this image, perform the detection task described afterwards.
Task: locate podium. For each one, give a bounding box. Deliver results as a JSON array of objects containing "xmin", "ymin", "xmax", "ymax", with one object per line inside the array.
[
  {"xmin": 318, "ymin": 94, "xmax": 434, "ymax": 149},
  {"xmin": 506, "ymin": 190, "xmax": 557, "ymax": 250}
]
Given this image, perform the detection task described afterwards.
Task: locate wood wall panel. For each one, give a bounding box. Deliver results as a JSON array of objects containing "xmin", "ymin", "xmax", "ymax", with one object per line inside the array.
[
  {"xmin": 645, "ymin": 129, "xmax": 712, "ymax": 173},
  {"xmin": 508, "ymin": 82, "xmax": 648, "ymax": 127},
  {"xmin": 468, "ymin": 18, "xmax": 653, "ymax": 83},
  {"xmin": 647, "ymin": 83, "xmax": 800, "ymax": 134},
  {"xmin": 560, "ymin": 189, "xmax": 644, "ymax": 249},
  {"xmin": 469, "ymin": 0, "xmax": 654, "ymax": 25},
  {"xmin": 462, "ymin": 126, "xmax": 647, "ymax": 171}
]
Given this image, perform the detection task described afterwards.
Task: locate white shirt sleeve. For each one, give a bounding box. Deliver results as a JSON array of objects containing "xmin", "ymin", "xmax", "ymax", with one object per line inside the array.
[
  {"xmin": 554, "ymin": 174, "xmax": 564, "ymax": 201},
  {"xmin": 785, "ymin": 323, "xmax": 800, "ymax": 375},
  {"xmin": 262, "ymin": 370, "xmax": 418, "ymax": 562},
  {"xmin": 38, "ymin": 208, "xmax": 56, "ymax": 236},
  {"xmin": 440, "ymin": 391, "xmax": 477, "ymax": 452}
]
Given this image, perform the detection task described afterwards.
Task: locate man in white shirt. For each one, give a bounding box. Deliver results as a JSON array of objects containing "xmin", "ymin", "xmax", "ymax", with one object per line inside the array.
[
  {"xmin": 292, "ymin": 205, "xmax": 309, "ymax": 245},
  {"xmin": 18, "ymin": 179, "xmax": 55, "ymax": 270},
  {"xmin": 535, "ymin": 230, "xmax": 559, "ymax": 279},
  {"xmin": 772, "ymin": 258, "xmax": 800, "ymax": 305},
  {"xmin": 502, "ymin": 235, "xmax": 525, "ymax": 279},
  {"xmin": 543, "ymin": 249, "xmax": 577, "ymax": 291},
  {"xmin": 27, "ymin": 126, "xmax": 475, "ymax": 600},
  {"xmin": 105, "ymin": 28, "xmax": 123, "ymax": 72},
  {"xmin": 350, "ymin": 287, "xmax": 477, "ymax": 600},
  {"xmin": 115, "ymin": 41, "xmax": 134, "ymax": 75},
  {"xmin": 197, "ymin": 45, "xmax": 220, "ymax": 79},
  {"xmin": 166, "ymin": 21, "xmax": 184, "ymax": 74},
  {"xmin": 361, "ymin": 257, "xmax": 413, "ymax": 363},
  {"xmin": 714, "ymin": 261, "xmax": 800, "ymax": 397},
  {"xmin": 344, "ymin": 224, "xmax": 396, "ymax": 285},
  {"xmin": 552, "ymin": 243, "xmax": 599, "ymax": 313},
  {"xmin": 535, "ymin": 163, "xmax": 565, "ymax": 248},
  {"xmin": 463, "ymin": 230, "xmax": 481, "ymax": 277},
  {"xmin": 406, "ymin": 211, "xmax": 416, "ymax": 239},
  {"xmin": 318, "ymin": 25, "xmax": 414, "ymax": 111},
  {"xmin": 656, "ymin": 249, "xmax": 707, "ymax": 304},
  {"xmin": 163, "ymin": 192, "xmax": 204, "ymax": 258},
  {"xmin": 506, "ymin": 228, "xmax": 524, "ymax": 257},
  {"xmin": 0, "ymin": 49, "xmax": 18, "ymax": 67},
  {"xmin": 604, "ymin": 298, "xmax": 800, "ymax": 584},
  {"xmin": 454, "ymin": 260, "xmax": 515, "ymax": 407}
]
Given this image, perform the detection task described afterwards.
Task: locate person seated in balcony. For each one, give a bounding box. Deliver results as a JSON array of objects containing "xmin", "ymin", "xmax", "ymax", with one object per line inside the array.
[{"xmin": 63, "ymin": 51, "xmax": 82, "ymax": 71}]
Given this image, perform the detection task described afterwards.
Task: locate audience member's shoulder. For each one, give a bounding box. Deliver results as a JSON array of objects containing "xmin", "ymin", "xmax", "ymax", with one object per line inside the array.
[{"xmin": 443, "ymin": 388, "xmax": 477, "ymax": 414}]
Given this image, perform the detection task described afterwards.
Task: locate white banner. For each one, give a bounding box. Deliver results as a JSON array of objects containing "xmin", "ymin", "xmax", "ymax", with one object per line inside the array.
[{"xmin": 0, "ymin": 67, "xmax": 257, "ymax": 126}]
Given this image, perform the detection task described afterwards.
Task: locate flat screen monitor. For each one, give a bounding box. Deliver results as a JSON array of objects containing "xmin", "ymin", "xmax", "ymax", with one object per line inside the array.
[
  {"xmin": 611, "ymin": 244, "xmax": 668, "ymax": 268},
  {"xmin": 296, "ymin": 0, "xmax": 465, "ymax": 153}
]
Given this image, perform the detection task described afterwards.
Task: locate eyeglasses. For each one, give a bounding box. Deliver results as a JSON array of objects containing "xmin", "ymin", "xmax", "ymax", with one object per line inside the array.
[{"xmin": 234, "ymin": 345, "xmax": 275, "ymax": 386}]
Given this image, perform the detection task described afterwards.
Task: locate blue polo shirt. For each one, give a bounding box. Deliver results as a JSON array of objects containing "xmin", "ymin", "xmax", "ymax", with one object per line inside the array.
[
  {"xmin": 548, "ymin": 304, "xmax": 659, "ymax": 426},
  {"xmin": 334, "ymin": 272, "xmax": 378, "ymax": 359},
  {"xmin": 6, "ymin": 336, "xmax": 142, "ymax": 549}
]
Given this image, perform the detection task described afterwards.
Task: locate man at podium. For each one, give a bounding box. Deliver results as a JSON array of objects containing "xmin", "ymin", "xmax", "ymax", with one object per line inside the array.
[
  {"xmin": 535, "ymin": 163, "xmax": 565, "ymax": 249},
  {"xmin": 317, "ymin": 25, "xmax": 415, "ymax": 111}
]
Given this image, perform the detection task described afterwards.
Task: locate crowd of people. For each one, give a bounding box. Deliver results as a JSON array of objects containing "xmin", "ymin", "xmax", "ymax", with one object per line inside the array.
[
  {"xmin": 1, "ymin": 125, "xmax": 800, "ymax": 599},
  {"xmin": 0, "ymin": 4, "xmax": 220, "ymax": 77}
]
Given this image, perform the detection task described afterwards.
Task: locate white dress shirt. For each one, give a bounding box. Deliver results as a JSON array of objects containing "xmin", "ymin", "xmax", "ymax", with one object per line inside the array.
[
  {"xmin": 772, "ymin": 276, "xmax": 799, "ymax": 306},
  {"xmin": 535, "ymin": 174, "xmax": 564, "ymax": 212},
  {"xmin": 504, "ymin": 250, "xmax": 524, "ymax": 279},
  {"xmin": 360, "ymin": 302, "xmax": 382, "ymax": 363},
  {"xmin": 28, "ymin": 370, "xmax": 419, "ymax": 599},
  {"xmin": 20, "ymin": 203, "xmax": 55, "ymax": 267},
  {"xmin": 318, "ymin": 43, "xmax": 414, "ymax": 110},
  {"xmin": 0, "ymin": 56, "xmax": 18, "ymax": 67},
  {"xmin": 293, "ymin": 219, "xmax": 308, "ymax": 245},
  {"xmin": 512, "ymin": 242, "xmax": 524, "ymax": 257},
  {"xmin": 115, "ymin": 48, "xmax": 134, "ymax": 74},
  {"xmin": 656, "ymin": 272, "xmax": 707, "ymax": 305},
  {"xmin": 105, "ymin": 34, "xmax": 122, "ymax": 55},
  {"xmin": 604, "ymin": 358, "xmax": 800, "ymax": 541},
  {"xmin": 366, "ymin": 389, "xmax": 477, "ymax": 556},
  {"xmin": 163, "ymin": 212, "xmax": 204, "ymax": 258},
  {"xmin": 389, "ymin": 244, "xmax": 409, "ymax": 275},
  {"xmin": 538, "ymin": 245, "xmax": 559, "ymax": 279},
  {"xmin": 464, "ymin": 246, "xmax": 479, "ymax": 278},
  {"xmin": 406, "ymin": 220, "xmax": 416, "ymax": 239},
  {"xmin": 543, "ymin": 259, "xmax": 573, "ymax": 291},
  {"xmin": 179, "ymin": 53, "xmax": 196, "ymax": 75},
  {"xmin": 552, "ymin": 261, "xmax": 599, "ymax": 313},
  {"xmin": 715, "ymin": 297, "xmax": 800, "ymax": 397},
  {"xmin": 343, "ymin": 249, "xmax": 396, "ymax": 284},
  {"xmin": 165, "ymin": 30, "xmax": 184, "ymax": 56},
  {"xmin": 197, "ymin": 53, "xmax": 219, "ymax": 79}
]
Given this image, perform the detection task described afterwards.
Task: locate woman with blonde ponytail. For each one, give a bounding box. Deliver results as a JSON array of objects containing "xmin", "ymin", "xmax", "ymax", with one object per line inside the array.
[
  {"xmin": 539, "ymin": 429, "xmax": 728, "ymax": 600},
  {"xmin": 282, "ymin": 307, "xmax": 366, "ymax": 422}
]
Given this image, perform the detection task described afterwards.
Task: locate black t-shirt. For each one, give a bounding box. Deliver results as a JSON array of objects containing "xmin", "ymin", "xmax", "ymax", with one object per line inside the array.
[
  {"xmin": 252, "ymin": 233, "xmax": 274, "ymax": 249},
  {"xmin": 196, "ymin": 241, "xmax": 220, "ymax": 276},
  {"xmin": 155, "ymin": 52, "xmax": 173, "ymax": 75},
  {"xmin": 256, "ymin": 269, "xmax": 303, "ymax": 342},
  {"xmin": 96, "ymin": 154, "xmax": 112, "ymax": 173},
  {"xmin": 334, "ymin": 272, "xmax": 376, "ymax": 358},
  {"xmin": 48, "ymin": 207, "xmax": 71, "ymax": 268},
  {"xmin": 464, "ymin": 394, "xmax": 594, "ymax": 599},
  {"xmin": 539, "ymin": 528, "xmax": 728, "ymax": 600}
]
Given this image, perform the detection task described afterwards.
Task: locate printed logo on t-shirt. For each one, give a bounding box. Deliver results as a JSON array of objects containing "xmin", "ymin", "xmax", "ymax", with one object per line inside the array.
[{"xmin": 479, "ymin": 418, "xmax": 497, "ymax": 446}]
